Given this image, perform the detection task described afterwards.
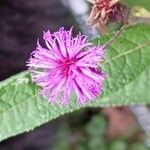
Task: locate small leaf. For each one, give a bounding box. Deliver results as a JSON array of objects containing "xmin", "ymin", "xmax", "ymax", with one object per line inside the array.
[{"xmin": 0, "ymin": 24, "xmax": 150, "ymax": 141}]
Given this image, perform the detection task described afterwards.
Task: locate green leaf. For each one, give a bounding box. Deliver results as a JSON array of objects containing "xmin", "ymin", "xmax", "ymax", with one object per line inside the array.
[
  {"xmin": 92, "ymin": 24, "xmax": 150, "ymax": 107},
  {"xmin": 124, "ymin": 0, "xmax": 150, "ymax": 11},
  {"xmin": 0, "ymin": 24, "xmax": 150, "ymax": 141},
  {"xmin": 0, "ymin": 72, "xmax": 79, "ymax": 141}
]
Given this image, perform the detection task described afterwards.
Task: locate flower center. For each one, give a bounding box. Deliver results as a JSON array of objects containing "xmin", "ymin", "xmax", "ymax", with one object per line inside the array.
[
  {"xmin": 96, "ymin": 0, "xmax": 113, "ymax": 11},
  {"xmin": 61, "ymin": 58, "xmax": 75, "ymax": 76}
]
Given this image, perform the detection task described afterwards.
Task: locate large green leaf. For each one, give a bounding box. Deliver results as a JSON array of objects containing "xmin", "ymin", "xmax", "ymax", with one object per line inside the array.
[{"xmin": 0, "ymin": 24, "xmax": 150, "ymax": 141}]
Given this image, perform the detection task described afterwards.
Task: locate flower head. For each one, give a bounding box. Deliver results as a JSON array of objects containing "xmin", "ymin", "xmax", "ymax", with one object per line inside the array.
[
  {"xmin": 27, "ymin": 27, "xmax": 105, "ymax": 105},
  {"xmin": 87, "ymin": 0, "xmax": 129, "ymax": 29}
]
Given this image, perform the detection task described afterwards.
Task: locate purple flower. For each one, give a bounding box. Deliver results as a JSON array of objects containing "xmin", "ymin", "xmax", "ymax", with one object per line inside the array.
[{"xmin": 27, "ymin": 27, "xmax": 105, "ymax": 105}]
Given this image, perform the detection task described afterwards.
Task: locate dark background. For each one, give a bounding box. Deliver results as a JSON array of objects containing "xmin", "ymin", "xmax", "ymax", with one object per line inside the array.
[
  {"xmin": 0, "ymin": 0, "xmax": 75, "ymax": 80},
  {"xmin": 0, "ymin": 0, "xmax": 76, "ymax": 149}
]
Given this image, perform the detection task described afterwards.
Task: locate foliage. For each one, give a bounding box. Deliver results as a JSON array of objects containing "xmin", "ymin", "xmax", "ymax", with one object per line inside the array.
[
  {"xmin": 53, "ymin": 113, "xmax": 149, "ymax": 150},
  {"xmin": 1, "ymin": 24, "xmax": 150, "ymax": 141},
  {"xmin": 124, "ymin": 0, "xmax": 150, "ymax": 11}
]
